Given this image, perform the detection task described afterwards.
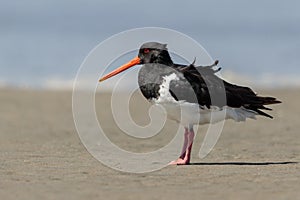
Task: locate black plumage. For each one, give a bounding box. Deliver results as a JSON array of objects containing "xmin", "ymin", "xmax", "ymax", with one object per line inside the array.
[{"xmin": 137, "ymin": 42, "xmax": 281, "ymax": 118}]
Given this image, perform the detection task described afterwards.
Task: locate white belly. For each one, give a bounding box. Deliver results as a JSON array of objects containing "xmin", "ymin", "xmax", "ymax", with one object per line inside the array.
[{"xmin": 154, "ymin": 101, "xmax": 257, "ymax": 126}]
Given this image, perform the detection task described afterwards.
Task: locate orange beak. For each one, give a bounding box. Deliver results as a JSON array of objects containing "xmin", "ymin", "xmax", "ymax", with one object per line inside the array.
[{"xmin": 99, "ymin": 57, "xmax": 141, "ymax": 82}]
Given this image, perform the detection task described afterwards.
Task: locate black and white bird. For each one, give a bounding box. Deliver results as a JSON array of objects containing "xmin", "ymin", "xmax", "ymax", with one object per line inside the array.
[{"xmin": 99, "ymin": 42, "xmax": 281, "ymax": 165}]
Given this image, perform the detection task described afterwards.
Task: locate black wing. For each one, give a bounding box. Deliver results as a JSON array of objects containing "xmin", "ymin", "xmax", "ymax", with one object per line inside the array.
[{"xmin": 170, "ymin": 60, "xmax": 281, "ymax": 118}]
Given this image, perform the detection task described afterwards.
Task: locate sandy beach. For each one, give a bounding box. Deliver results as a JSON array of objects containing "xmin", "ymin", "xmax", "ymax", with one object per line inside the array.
[{"xmin": 0, "ymin": 88, "xmax": 299, "ymax": 199}]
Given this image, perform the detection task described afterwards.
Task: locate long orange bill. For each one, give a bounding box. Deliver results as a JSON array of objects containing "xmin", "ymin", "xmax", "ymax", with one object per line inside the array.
[{"xmin": 99, "ymin": 57, "xmax": 141, "ymax": 82}]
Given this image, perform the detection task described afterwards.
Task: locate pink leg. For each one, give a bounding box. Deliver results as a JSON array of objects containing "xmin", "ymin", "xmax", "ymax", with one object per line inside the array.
[
  {"xmin": 169, "ymin": 126, "xmax": 195, "ymax": 165},
  {"xmin": 179, "ymin": 127, "xmax": 189, "ymax": 158}
]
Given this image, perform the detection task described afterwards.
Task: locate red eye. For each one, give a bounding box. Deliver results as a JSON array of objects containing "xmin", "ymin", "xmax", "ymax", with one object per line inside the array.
[{"xmin": 144, "ymin": 48, "xmax": 150, "ymax": 53}]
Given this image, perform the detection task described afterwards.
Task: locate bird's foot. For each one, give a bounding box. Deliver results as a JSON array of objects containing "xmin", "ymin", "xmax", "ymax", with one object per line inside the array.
[{"xmin": 168, "ymin": 158, "xmax": 190, "ymax": 165}]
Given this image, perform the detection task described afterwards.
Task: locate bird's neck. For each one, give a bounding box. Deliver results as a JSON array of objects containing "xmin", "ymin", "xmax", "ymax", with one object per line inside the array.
[{"xmin": 153, "ymin": 51, "xmax": 174, "ymax": 66}]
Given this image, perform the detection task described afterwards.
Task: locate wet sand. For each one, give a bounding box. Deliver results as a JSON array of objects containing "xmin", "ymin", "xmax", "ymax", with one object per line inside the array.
[{"xmin": 0, "ymin": 88, "xmax": 299, "ymax": 199}]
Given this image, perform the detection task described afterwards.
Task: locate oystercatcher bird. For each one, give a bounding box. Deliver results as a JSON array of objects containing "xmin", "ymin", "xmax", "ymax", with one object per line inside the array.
[{"xmin": 99, "ymin": 42, "xmax": 281, "ymax": 165}]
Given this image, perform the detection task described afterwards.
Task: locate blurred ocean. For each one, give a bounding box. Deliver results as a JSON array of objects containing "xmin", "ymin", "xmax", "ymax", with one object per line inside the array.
[{"xmin": 1, "ymin": 0, "xmax": 300, "ymax": 89}]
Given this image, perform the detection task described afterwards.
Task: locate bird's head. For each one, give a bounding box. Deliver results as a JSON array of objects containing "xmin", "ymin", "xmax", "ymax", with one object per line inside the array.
[{"xmin": 99, "ymin": 42, "xmax": 173, "ymax": 82}]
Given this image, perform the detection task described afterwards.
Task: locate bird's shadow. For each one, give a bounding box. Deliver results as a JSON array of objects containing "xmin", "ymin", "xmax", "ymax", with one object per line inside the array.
[{"xmin": 189, "ymin": 161, "xmax": 298, "ymax": 166}]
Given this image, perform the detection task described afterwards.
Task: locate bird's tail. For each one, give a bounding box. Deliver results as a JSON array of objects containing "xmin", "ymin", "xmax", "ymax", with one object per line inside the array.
[{"xmin": 245, "ymin": 95, "xmax": 281, "ymax": 118}]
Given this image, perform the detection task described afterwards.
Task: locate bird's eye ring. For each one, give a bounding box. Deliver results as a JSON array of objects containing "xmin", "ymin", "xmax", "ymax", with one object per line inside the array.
[{"xmin": 144, "ymin": 48, "xmax": 150, "ymax": 53}]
